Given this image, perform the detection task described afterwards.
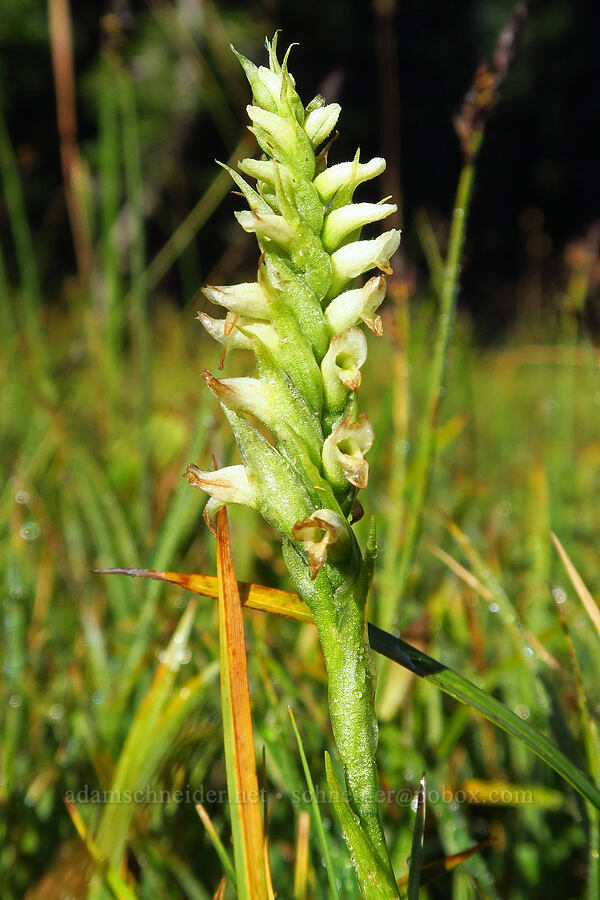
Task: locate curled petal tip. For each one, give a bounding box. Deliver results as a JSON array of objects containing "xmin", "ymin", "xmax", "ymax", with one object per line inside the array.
[
  {"xmin": 184, "ymin": 463, "xmax": 256, "ymax": 512},
  {"xmin": 292, "ymin": 509, "xmax": 347, "ymax": 579}
]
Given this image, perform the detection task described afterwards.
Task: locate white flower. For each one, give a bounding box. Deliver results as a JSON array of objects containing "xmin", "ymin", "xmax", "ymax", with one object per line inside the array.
[
  {"xmin": 322, "ymin": 202, "xmax": 397, "ymax": 253},
  {"xmin": 322, "ymin": 413, "xmax": 374, "ymax": 490},
  {"xmin": 292, "ymin": 509, "xmax": 347, "ymax": 579},
  {"xmin": 202, "ymin": 282, "xmax": 270, "ymax": 319},
  {"xmin": 325, "ymin": 275, "xmax": 386, "ymax": 336},
  {"xmin": 329, "ymin": 229, "xmax": 401, "ymax": 297},
  {"xmin": 321, "ymin": 327, "xmax": 368, "ymax": 411},
  {"xmin": 304, "ymin": 103, "xmax": 341, "ymax": 147},
  {"xmin": 313, "ymin": 156, "xmax": 386, "ymax": 203},
  {"xmin": 184, "ymin": 463, "xmax": 256, "ymax": 534}
]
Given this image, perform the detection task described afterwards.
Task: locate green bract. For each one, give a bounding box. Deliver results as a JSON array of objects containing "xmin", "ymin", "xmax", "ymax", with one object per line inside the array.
[{"xmin": 187, "ymin": 35, "xmax": 401, "ymax": 896}]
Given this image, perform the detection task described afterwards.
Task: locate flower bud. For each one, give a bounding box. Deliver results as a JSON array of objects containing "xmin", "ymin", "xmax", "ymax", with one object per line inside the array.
[
  {"xmin": 184, "ymin": 463, "xmax": 257, "ymax": 535},
  {"xmin": 328, "ymin": 229, "xmax": 401, "ymax": 298},
  {"xmin": 198, "ymin": 312, "xmax": 279, "ymax": 353},
  {"xmin": 322, "ymin": 413, "xmax": 374, "ymax": 490},
  {"xmin": 238, "ymin": 157, "xmax": 278, "ymax": 189},
  {"xmin": 247, "ymin": 105, "xmax": 315, "ymax": 180},
  {"xmin": 321, "ymin": 327, "xmax": 368, "ymax": 413},
  {"xmin": 304, "ymin": 103, "xmax": 341, "ymax": 148},
  {"xmin": 322, "ymin": 202, "xmax": 397, "ymax": 253},
  {"xmin": 202, "ymin": 282, "xmax": 270, "ymax": 319},
  {"xmin": 292, "ymin": 509, "xmax": 348, "ymax": 579},
  {"xmin": 313, "ymin": 156, "xmax": 386, "ymax": 204},
  {"xmin": 230, "ymin": 46, "xmax": 280, "ymax": 113},
  {"xmin": 324, "ymin": 275, "xmax": 386, "ymax": 336}
]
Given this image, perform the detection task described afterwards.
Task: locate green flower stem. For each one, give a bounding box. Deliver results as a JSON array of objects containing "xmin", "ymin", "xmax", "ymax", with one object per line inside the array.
[{"xmin": 283, "ymin": 540, "xmax": 395, "ymax": 878}]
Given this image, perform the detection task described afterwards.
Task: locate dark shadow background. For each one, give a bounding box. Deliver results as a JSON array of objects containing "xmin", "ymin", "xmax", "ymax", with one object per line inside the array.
[{"xmin": 1, "ymin": 0, "xmax": 599, "ymax": 339}]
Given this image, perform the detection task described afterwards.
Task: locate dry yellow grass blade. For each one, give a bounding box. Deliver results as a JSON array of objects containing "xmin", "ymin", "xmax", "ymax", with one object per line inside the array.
[
  {"xmin": 551, "ymin": 532, "xmax": 600, "ymax": 638},
  {"xmin": 212, "ymin": 878, "xmax": 227, "ymax": 900},
  {"xmin": 426, "ymin": 541, "xmax": 493, "ymax": 600},
  {"xmin": 293, "ymin": 810, "xmax": 310, "ymax": 900},
  {"xmin": 216, "ymin": 508, "xmax": 270, "ymax": 900},
  {"xmin": 64, "ymin": 802, "xmax": 138, "ymax": 900},
  {"xmin": 94, "ymin": 567, "xmax": 312, "ymax": 622}
]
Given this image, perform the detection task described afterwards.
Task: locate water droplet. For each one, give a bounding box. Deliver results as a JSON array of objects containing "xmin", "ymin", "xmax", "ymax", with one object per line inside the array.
[
  {"xmin": 49, "ymin": 704, "xmax": 64, "ymax": 720},
  {"xmin": 157, "ymin": 650, "xmax": 168, "ymax": 664},
  {"xmin": 15, "ymin": 490, "xmax": 30, "ymax": 504},
  {"xmin": 552, "ymin": 587, "xmax": 567, "ymax": 604},
  {"xmin": 91, "ymin": 691, "xmax": 105, "ymax": 705},
  {"xmin": 410, "ymin": 795, "xmax": 419, "ymax": 812},
  {"xmin": 178, "ymin": 648, "xmax": 192, "ymax": 664},
  {"xmin": 8, "ymin": 694, "xmax": 22, "ymax": 708},
  {"xmin": 524, "ymin": 646, "xmax": 534, "ymax": 658},
  {"xmin": 488, "ymin": 602, "xmax": 500, "ymax": 614},
  {"xmin": 179, "ymin": 686, "xmax": 191, "ymax": 699},
  {"xmin": 20, "ymin": 521, "xmax": 40, "ymax": 542},
  {"xmin": 591, "ymin": 848, "xmax": 599, "ymax": 859},
  {"xmin": 515, "ymin": 704, "xmax": 530, "ymax": 720}
]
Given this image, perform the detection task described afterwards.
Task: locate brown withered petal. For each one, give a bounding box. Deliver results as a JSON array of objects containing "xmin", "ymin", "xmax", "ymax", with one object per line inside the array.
[
  {"xmin": 339, "ymin": 367, "xmax": 362, "ymax": 391},
  {"xmin": 224, "ymin": 311, "xmax": 239, "ymax": 336}
]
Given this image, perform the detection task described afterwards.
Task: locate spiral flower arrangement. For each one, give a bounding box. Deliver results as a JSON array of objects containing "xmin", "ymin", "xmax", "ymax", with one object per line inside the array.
[{"xmin": 186, "ymin": 35, "xmax": 401, "ymax": 893}]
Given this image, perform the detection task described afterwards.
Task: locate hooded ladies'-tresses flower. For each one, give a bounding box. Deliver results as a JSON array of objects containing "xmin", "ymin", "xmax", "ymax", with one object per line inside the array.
[{"xmin": 186, "ymin": 35, "xmax": 401, "ymax": 896}]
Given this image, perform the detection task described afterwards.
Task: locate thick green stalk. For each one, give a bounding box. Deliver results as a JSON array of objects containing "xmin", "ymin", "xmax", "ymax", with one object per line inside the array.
[{"xmin": 283, "ymin": 540, "xmax": 392, "ymax": 872}]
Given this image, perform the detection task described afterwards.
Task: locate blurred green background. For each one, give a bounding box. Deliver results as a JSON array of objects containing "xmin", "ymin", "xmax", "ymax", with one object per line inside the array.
[{"xmin": 1, "ymin": 1, "xmax": 600, "ymax": 898}]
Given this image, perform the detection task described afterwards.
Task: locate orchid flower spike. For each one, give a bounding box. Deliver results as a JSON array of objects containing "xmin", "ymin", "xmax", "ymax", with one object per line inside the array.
[{"xmin": 186, "ymin": 36, "xmax": 402, "ymax": 894}]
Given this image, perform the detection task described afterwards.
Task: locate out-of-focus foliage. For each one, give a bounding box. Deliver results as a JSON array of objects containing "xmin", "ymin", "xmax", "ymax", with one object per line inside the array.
[{"xmin": 1, "ymin": 2, "xmax": 599, "ymax": 898}]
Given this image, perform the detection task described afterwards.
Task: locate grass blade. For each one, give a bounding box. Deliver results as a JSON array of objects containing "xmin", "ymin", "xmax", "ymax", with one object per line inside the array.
[
  {"xmin": 288, "ymin": 707, "xmax": 341, "ymax": 900},
  {"xmin": 65, "ymin": 801, "xmax": 139, "ymax": 900},
  {"xmin": 215, "ymin": 508, "xmax": 270, "ymax": 899},
  {"xmin": 293, "ymin": 810, "xmax": 310, "ymax": 900},
  {"xmin": 397, "ymin": 839, "xmax": 493, "ymax": 892},
  {"xmin": 552, "ymin": 532, "xmax": 600, "ymax": 638},
  {"xmin": 196, "ymin": 802, "xmax": 237, "ymax": 888},
  {"xmin": 407, "ymin": 773, "xmax": 426, "ymax": 900},
  {"xmin": 370, "ymin": 622, "xmax": 600, "ymax": 812},
  {"xmin": 99, "ymin": 568, "xmax": 600, "ymax": 812},
  {"xmin": 324, "ymin": 752, "xmax": 399, "ymax": 899},
  {"xmin": 95, "ymin": 567, "xmax": 313, "ymax": 622}
]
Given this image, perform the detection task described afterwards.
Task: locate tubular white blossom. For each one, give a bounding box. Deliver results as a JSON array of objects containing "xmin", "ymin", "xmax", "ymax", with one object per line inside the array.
[
  {"xmin": 291, "ymin": 508, "xmax": 348, "ymax": 579},
  {"xmin": 325, "ymin": 275, "xmax": 386, "ymax": 336},
  {"xmin": 235, "ymin": 210, "xmax": 294, "ymax": 246},
  {"xmin": 202, "ymin": 371, "xmax": 275, "ymax": 423},
  {"xmin": 321, "ymin": 327, "xmax": 368, "ymax": 412},
  {"xmin": 184, "ymin": 463, "xmax": 256, "ymax": 507},
  {"xmin": 322, "ymin": 202, "xmax": 397, "ymax": 253},
  {"xmin": 238, "ymin": 157, "xmax": 277, "ymax": 187},
  {"xmin": 328, "ymin": 229, "xmax": 401, "ymax": 297},
  {"xmin": 198, "ymin": 313, "xmax": 279, "ymax": 352},
  {"xmin": 185, "ymin": 463, "xmax": 257, "ymax": 536},
  {"xmin": 256, "ymin": 65, "xmax": 284, "ymax": 105},
  {"xmin": 247, "ymin": 105, "xmax": 297, "ymax": 154},
  {"xmin": 304, "ymin": 103, "xmax": 341, "ymax": 147},
  {"xmin": 322, "ymin": 412, "xmax": 374, "ymax": 490},
  {"xmin": 202, "ymin": 282, "xmax": 270, "ymax": 319},
  {"xmin": 313, "ymin": 156, "xmax": 386, "ymax": 203}
]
